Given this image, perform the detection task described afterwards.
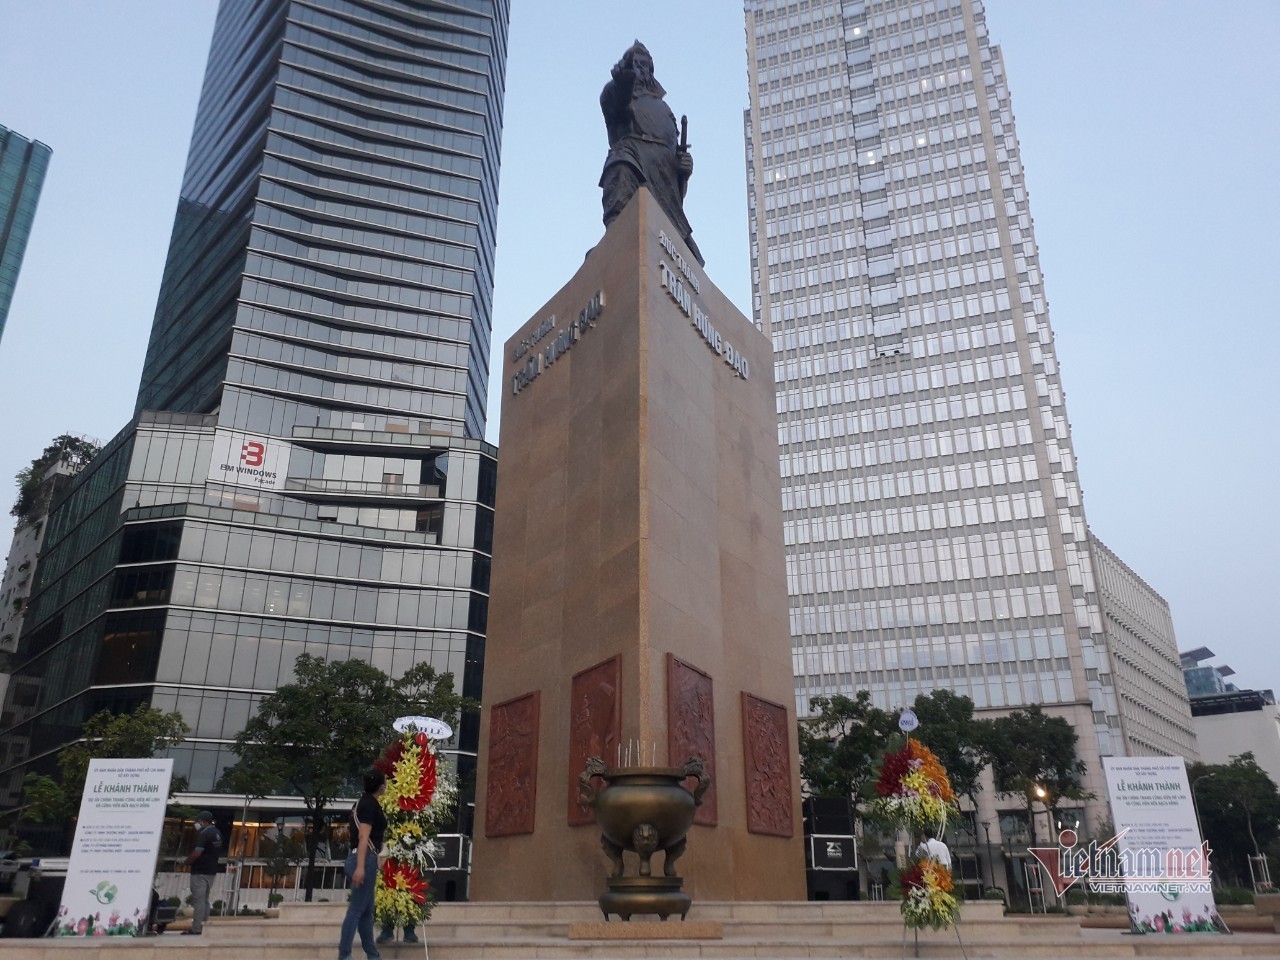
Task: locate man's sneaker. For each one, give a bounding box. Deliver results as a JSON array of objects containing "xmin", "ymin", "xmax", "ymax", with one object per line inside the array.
[
  {"xmin": 403, "ymin": 932, "xmax": 420, "ymax": 943},
  {"xmin": 375, "ymin": 932, "xmax": 393, "ymax": 944},
  {"xmin": 182, "ymin": 929, "xmax": 201, "ymax": 935}
]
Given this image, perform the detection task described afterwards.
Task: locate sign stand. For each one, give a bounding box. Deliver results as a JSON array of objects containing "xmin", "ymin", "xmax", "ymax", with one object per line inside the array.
[{"xmin": 55, "ymin": 759, "xmax": 174, "ymax": 937}]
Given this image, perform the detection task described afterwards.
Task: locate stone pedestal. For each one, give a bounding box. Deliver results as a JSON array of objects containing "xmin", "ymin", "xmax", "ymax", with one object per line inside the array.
[{"xmin": 470, "ymin": 189, "xmax": 805, "ymax": 902}]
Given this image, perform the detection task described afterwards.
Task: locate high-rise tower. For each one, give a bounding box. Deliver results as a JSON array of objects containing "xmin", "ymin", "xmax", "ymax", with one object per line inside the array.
[
  {"xmin": 0, "ymin": 124, "xmax": 52, "ymax": 344},
  {"xmin": 743, "ymin": 0, "xmax": 1194, "ymax": 831},
  {"xmin": 137, "ymin": 0, "xmax": 502, "ymax": 439},
  {"xmin": 1, "ymin": 0, "xmax": 509, "ymax": 881}
]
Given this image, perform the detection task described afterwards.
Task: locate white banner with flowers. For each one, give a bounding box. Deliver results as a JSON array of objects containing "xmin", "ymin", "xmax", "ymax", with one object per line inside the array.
[
  {"xmin": 1102, "ymin": 757, "xmax": 1226, "ymax": 935},
  {"xmin": 56, "ymin": 759, "xmax": 173, "ymax": 936}
]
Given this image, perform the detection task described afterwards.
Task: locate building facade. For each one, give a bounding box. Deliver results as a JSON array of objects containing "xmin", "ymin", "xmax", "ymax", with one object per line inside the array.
[
  {"xmin": 742, "ymin": 0, "xmax": 1189, "ymax": 846},
  {"xmin": 1091, "ymin": 533, "xmax": 1197, "ymax": 760},
  {"xmin": 0, "ymin": 0, "xmax": 509, "ymax": 883},
  {"xmin": 1190, "ymin": 689, "xmax": 1280, "ymax": 787},
  {"xmin": 0, "ymin": 457, "xmax": 84, "ymax": 710},
  {"xmin": 1181, "ymin": 646, "xmax": 1238, "ymax": 698},
  {"xmin": 0, "ymin": 124, "xmax": 52, "ymax": 343}
]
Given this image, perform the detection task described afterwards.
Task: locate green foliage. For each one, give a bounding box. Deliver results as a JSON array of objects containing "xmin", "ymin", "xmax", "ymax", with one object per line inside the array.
[
  {"xmin": 20, "ymin": 704, "xmax": 189, "ymax": 824},
  {"xmin": 1189, "ymin": 752, "xmax": 1280, "ymax": 887},
  {"xmin": 1213, "ymin": 885, "xmax": 1255, "ymax": 905},
  {"xmin": 221, "ymin": 654, "xmax": 467, "ymax": 901},
  {"xmin": 58, "ymin": 704, "xmax": 189, "ymax": 800},
  {"xmin": 261, "ymin": 828, "xmax": 307, "ymax": 880},
  {"xmin": 983, "ymin": 704, "xmax": 1088, "ymax": 844},
  {"xmin": 982, "ymin": 887, "xmax": 1007, "ymax": 902},
  {"xmin": 909, "ymin": 690, "xmax": 991, "ymax": 804},
  {"xmin": 18, "ymin": 771, "xmax": 73, "ymax": 824},
  {"xmin": 10, "ymin": 434, "xmax": 99, "ymax": 525},
  {"xmin": 797, "ymin": 691, "xmax": 896, "ymax": 805},
  {"xmin": 1065, "ymin": 887, "xmax": 1125, "ymax": 906},
  {"xmin": 260, "ymin": 825, "xmax": 307, "ymax": 906}
]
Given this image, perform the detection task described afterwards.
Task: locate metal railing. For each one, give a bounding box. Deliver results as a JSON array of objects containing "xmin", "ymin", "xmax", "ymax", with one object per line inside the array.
[{"xmin": 283, "ymin": 478, "xmax": 441, "ymax": 499}]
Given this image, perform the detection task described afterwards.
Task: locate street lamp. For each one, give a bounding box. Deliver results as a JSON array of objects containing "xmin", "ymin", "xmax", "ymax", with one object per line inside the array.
[
  {"xmin": 980, "ymin": 820, "xmax": 994, "ymax": 891},
  {"xmin": 1032, "ymin": 785, "xmax": 1052, "ymax": 845}
]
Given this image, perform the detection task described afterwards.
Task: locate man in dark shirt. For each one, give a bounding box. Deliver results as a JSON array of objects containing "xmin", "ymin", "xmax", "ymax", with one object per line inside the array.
[{"xmin": 183, "ymin": 811, "xmax": 221, "ymax": 935}]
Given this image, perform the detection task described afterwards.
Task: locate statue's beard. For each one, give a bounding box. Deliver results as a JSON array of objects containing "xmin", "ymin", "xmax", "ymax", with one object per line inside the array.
[
  {"xmin": 632, "ymin": 72, "xmax": 665, "ymax": 97},
  {"xmin": 633, "ymin": 69, "xmax": 666, "ymax": 98}
]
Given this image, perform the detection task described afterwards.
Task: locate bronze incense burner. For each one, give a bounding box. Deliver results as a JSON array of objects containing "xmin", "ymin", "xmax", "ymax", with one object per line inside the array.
[{"xmin": 578, "ymin": 756, "xmax": 710, "ymax": 920}]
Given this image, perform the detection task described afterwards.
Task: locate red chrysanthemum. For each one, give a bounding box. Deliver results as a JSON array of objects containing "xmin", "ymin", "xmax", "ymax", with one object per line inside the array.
[
  {"xmin": 898, "ymin": 863, "xmax": 925, "ymax": 891},
  {"xmin": 875, "ymin": 744, "xmax": 913, "ymax": 796},
  {"xmin": 381, "ymin": 859, "xmax": 429, "ymax": 904},
  {"xmin": 375, "ymin": 739, "xmax": 405, "ymax": 775}
]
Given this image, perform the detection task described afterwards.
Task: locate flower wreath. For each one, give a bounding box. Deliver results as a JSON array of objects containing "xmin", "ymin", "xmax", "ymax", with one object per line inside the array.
[
  {"xmin": 874, "ymin": 737, "xmax": 962, "ymax": 930},
  {"xmin": 893, "ymin": 857, "xmax": 960, "ymax": 930},
  {"xmin": 372, "ymin": 730, "xmax": 456, "ymax": 928},
  {"xmin": 871, "ymin": 736, "xmax": 958, "ymax": 833}
]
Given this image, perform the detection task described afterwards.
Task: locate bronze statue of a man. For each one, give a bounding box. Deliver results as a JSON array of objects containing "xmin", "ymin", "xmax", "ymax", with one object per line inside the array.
[{"xmin": 599, "ymin": 41, "xmax": 703, "ymax": 265}]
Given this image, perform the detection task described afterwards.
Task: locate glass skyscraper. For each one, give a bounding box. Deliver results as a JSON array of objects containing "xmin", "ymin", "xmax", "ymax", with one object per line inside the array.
[
  {"xmin": 1, "ymin": 0, "xmax": 508, "ymax": 883},
  {"xmin": 0, "ymin": 124, "xmax": 52, "ymax": 344},
  {"xmin": 743, "ymin": 0, "xmax": 1191, "ymax": 833}
]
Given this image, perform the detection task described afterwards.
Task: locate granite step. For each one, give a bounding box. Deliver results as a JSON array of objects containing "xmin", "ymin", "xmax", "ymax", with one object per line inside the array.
[
  {"xmin": 6, "ymin": 932, "xmax": 1280, "ymax": 960},
  {"xmin": 5, "ymin": 900, "xmax": 1278, "ymax": 960}
]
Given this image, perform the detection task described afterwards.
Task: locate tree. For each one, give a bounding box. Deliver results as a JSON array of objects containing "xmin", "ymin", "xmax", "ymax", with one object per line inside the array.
[
  {"xmin": 798, "ymin": 691, "xmax": 897, "ymax": 804},
  {"xmin": 909, "ymin": 689, "xmax": 991, "ymax": 809},
  {"xmin": 221, "ymin": 654, "xmax": 466, "ymax": 901},
  {"xmin": 10, "ymin": 434, "xmax": 100, "ymax": 525},
  {"xmin": 18, "ymin": 704, "xmax": 189, "ymax": 841},
  {"xmin": 1189, "ymin": 753, "xmax": 1280, "ymax": 887},
  {"xmin": 984, "ymin": 704, "xmax": 1088, "ymax": 845},
  {"xmin": 261, "ymin": 823, "xmax": 308, "ymax": 906}
]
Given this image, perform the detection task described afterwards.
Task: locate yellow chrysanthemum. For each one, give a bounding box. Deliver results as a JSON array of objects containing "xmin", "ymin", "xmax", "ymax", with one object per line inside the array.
[
  {"xmin": 382, "ymin": 743, "xmax": 424, "ymax": 810},
  {"xmin": 374, "ymin": 878, "xmax": 426, "ymax": 928}
]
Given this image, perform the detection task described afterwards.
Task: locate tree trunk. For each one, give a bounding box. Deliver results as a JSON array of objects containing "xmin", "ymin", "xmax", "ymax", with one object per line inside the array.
[{"xmin": 304, "ymin": 809, "xmax": 322, "ymax": 903}]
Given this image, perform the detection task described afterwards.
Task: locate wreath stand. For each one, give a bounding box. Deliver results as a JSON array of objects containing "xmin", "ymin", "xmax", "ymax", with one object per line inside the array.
[{"xmin": 900, "ymin": 920, "xmax": 969, "ymax": 959}]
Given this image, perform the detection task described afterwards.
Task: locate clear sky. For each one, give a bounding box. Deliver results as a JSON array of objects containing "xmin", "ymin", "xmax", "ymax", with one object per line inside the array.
[{"xmin": 0, "ymin": 2, "xmax": 1276, "ymax": 692}]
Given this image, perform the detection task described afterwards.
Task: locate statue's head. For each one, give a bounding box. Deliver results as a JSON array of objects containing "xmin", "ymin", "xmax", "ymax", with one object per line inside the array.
[
  {"xmin": 625, "ymin": 40, "xmax": 653, "ymax": 74},
  {"xmin": 623, "ymin": 40, "xmax": 664, "ymax": 96}
]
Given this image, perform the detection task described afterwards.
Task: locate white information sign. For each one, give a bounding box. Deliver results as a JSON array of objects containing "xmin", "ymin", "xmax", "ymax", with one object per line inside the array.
[
  {"xmin": 1102, "ymin": 756, "xmax": 1225, "ymax": 934},
  {"xmin": 208, "ymin": 428, "xmax": 291, "ymax": 490},
  {"xmin": 56, "ymin": 759, "xmax": 173, "ymax": 937}
]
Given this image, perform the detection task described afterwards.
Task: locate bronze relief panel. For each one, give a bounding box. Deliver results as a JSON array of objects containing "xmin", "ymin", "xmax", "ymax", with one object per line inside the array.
[
  {"xmin": 667, "ymin": 653, "xmax": 717, "ymax": 825},
  {"xmin": 741, "ymin": 692, "xmax": 794, "ymax": 837},
  {"xmin": 484, "ymin": 691, "xmax": 540, "ymax": 838},
  {"xmin": 568, "ymin": 655, "xmax": 621, "ymax": 825}
]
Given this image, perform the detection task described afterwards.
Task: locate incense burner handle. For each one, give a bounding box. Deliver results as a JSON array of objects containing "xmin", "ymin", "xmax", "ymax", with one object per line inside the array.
[
  {"xmin": 578, "ymin": 755, "xmax": 610, "ymax": 805},
  {"xmin": 682, "ymin": 756, "xmax": 711, "ymax": 806}
]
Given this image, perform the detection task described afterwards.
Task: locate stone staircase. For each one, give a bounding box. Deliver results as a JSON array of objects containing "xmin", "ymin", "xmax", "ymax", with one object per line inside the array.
[{"xmin": 5, "ymin": 899, "xmax": 1280, "ymax": 958}]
